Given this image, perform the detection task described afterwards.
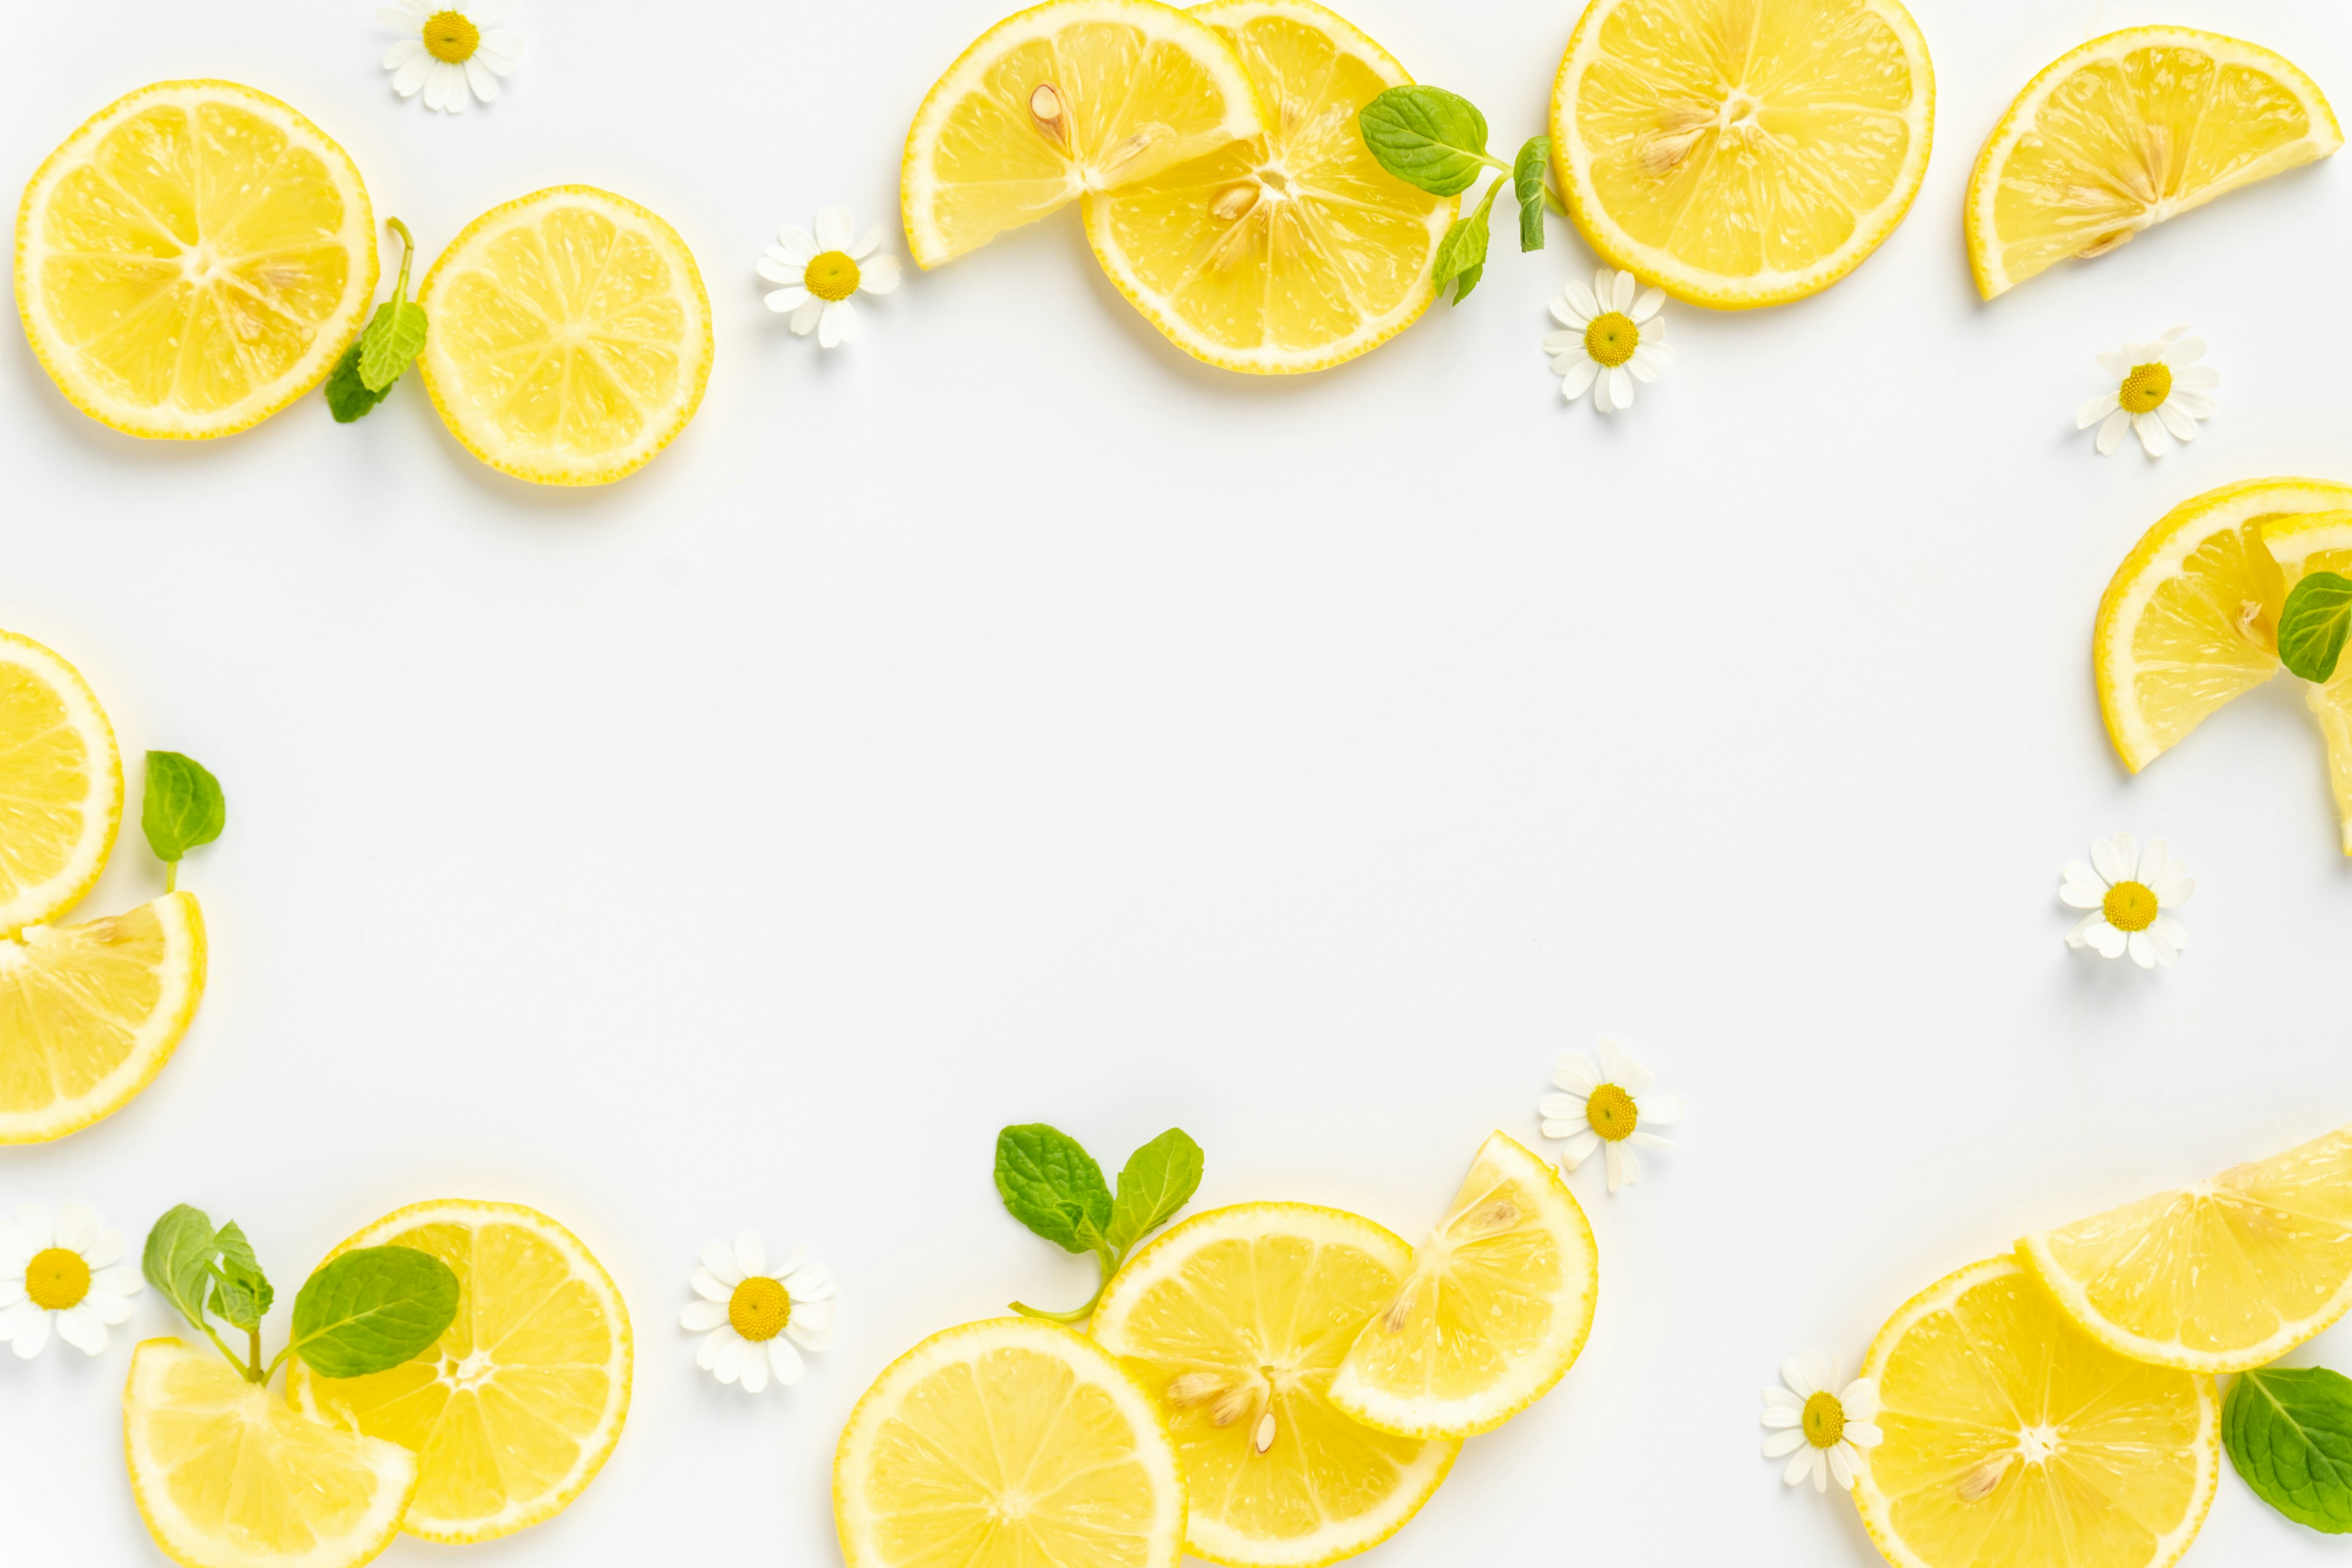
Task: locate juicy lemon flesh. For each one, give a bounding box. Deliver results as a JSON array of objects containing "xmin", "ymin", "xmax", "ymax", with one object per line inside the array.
[
  {"xmin": 1861, "ymin": 1259, "xmax": 2215, "ymax": 1568},
  {"xmin": 0, "ymin": 634, "xmax": 118, "ymax": 932},
  {"xmin": 2120, "ymin": 512, "xmax": 2286, "ymax": 757},
  {"xmin": 2264, "ymin": 514, "xmax": 2352, "ymax": 854}
]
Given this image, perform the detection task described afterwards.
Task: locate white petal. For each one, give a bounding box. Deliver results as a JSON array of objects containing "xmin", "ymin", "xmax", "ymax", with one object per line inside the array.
[
  {"xmin": 1841, "ymin": 1378, "xmax": 1881, "ymax": 1419},
  {"xmin": 1763, "ymin": 1428, "xmax": 1808, "ymax": 1457},
  {"xmin": 1539, "ymin": 1118, "xmax": 1581, "ymax": 1139},
  {"xmin": 478, "ymin": 28, "xmax": 524, "ymax": 61},
  {"xmin": 1609, "ymin": 268, "xmax": 1635, "ymax": 311},
  {"xmin": 0, "ymin": 1279, "xmax": 22, "ymax": 1310},
  {"xmin": 1762, "ymin": 1404, "xmax": 1803, "ymax": 1429},
  {"xmin": 785, "ymin": 1262, "xmax": 835, "ymax": 1300},
  {"xmin": 700, "ymin": 1242, "xmax": 743, "ymax": 1285},
  {"xmin": 2059, "ymin": 882, "xmax": 2102, "ymax": 909},
  {"xmin": 1810, "ymin": 1450, "xmax": 1831, "ymax": 1492},
  {"xmin": 2142, "ymin": 927, "xmax": 2179, "ymax": 967},
  {"xmin": 2162, "ymin": 875, "xmax": 2195, "ymax": 907},
  {"xmin": 772, "ymin": 228, "xmax": 818, "ymax": 266},
  {"xmin": 1631, "ymin": 285, "xmax": 1665, "ymax": 323},
  {"xmin": 739, "ymin": 1341, "xmax": 771, "ymax": 1393},
  {"xmin": 2171, "ymin": 389, "xmax": 2217, "ymax": 417},
  {"xmin": 815, "ymin": 206, "xmax": 856, "ymax": 252},
  {"xmin": 851, "ymin": 222, "xmax": 888, "ymax": 261},
  {"xmin": 1627, "ymin": 355, "xmax": 1659, "ymax": 384},
  {"xmin": 682, "ymin": 1300, "xmax": 728, "ymax": 1332},
  {"xmin": 2127, "ymin": 930, "xmax": 2158, "ymax": 968},
  {"xmin": 2097, "ymin": 351, "xmax": 2131, "ymax": 377},
  {"xmin": 393, "ymin": 51, "xmax": 434, "ymax": 94},
  {"xmin": 1783, "ymin": 1449, "xmax": 1815, "ymax": 1487},
  {"xmin": 384, "ymin": 39, "xmax": 426, "ymax": 69},
  {"xmin": 1603, "ymin": 1142, "xmax": 1633, "ymax": 1191},
  {"xmin": 756, "ymin": 254, "xmax": 801, "ymax": 285},
  {"xmin": 818, "ymin": 300, "xmax": 853, "ymax": 347},
  {"xmin": 2165, "ymin": 334, "xmax": 2206, "ymax": 364},
  {"xmin": 733, "ymin": 1231, "xmax": 766, "ymax": 1278},
  {"xmin": 2096, "ymin": 407, "xmax": 2130, "ymax": 454},
  {"xmin": 1607, "ymin": 366, "xmax": 1634, "ymax": 410},
  {"xmin": 1637, "ymin": 1091, "xmax": 1681, "ymax": 1126},
  {"xmin": 697, "ymin": 1327, "xmax": 729, "ymax": 1371},
  {"xmin": 82, "ymin": 1231, "xmax": 126, "ymax": 1272},
  {"xmin": 1830, "ymin": 1443, "xmax": 1858, "ymax": 1490},
  {"xmin": 0, "ymin": 1302, "xmax": 32, "ymax": 1337},
  {"xmin": 785, "ymin": 1318, "xmax": 834, "ymax": 1352},
  {"xmin": 13, "ymin": 1205, "xmax": 53, "ymax": 1250},
  {"xmin": 464, "ymin": 58, "xmax": 499, "ymax": 103},
  {"xmin": 1561, "ymin": 1130, "xmax": 1602, "ymax": 1169},
  {"xmin": 2158, "ymin": 401, "xmax": 2198, "ymax": 440},
  {"xmin": 55, "ymin": 1304, "xmax": 105, "ymax": 1355},
  {"xmin": 2133, "ymin": 412, "xmax": 2168, "ymax": 456},
  {"xmin": 768, "ymin": 1337, "xmax": 807, "ymax": 1385},
  {"xmin": 1846, "ymin": 1421, "xmax": 1885, "ymax": 1447},
  {"xmin": 791, "ymin": 296, "xmax": 824, "ymax": 334},
  {"xmin": 1537, "ymin": 1093, "xmax": 1586, "ymax": 1121},
  {"xmin": 788, "ymin": 1297, "xmax": 836, "ymax": 1331},
  {"xmin": 1551, "ymin": 1054, "xmax": 1600, "ymax": 1095},
  {"xmin": 1782, "ymin": 1355, "xmax": 1827, "ymax": 1398},
  {"xmin": 2176, "ymin": 365, "xmax": 2220, "ymax": 391},
  {"xmin": 11, "ymin": 1309, "xmax": 51, "ymax": 1359},
  {"xmin": 691, "ymin": 1268, "xmax": 733, "ymax": 1303},
  {"xmin": 1559, "ymin": 359, "xmax": 1599, "ymax": 401},
  {"xmin": 1762, "ymin": 1383, "xmax": 1803, "ymax": 1409},
  {"xmin": 2091, "ymin": 835, "xmax": 2133, "ymax": 883},
  {"xmin": 1628, "ymin": 1130, "xmax": 1676, "ymax": 1150},
  {"xmin": 53, "ymin": 1204, "xmax": 97, "ymax": 1256},
  {"xmin": 764, "ymin": 286, "xmax": 813, "ymax": 313},
  {"xmin": 1558, "ymin": 279, "xmax": 1599, "ymax": 322},
  {"xmin": 1541, "ymin": 330, "xmax": 1581, "ymax": 356},
  {"xmin": 2088, "ymin": 918, "xmax": 2129, "ymax": 958},
  {"xmin": 469, "ymin": 0, "xmax": 514, "ymax": 23},
  {"xmin": 860, "ymin": 255, "xmax": 903, "ymax": 295},
  {"xmin": 2078, "ymin": 392, "xmax": 2122, "ymax": 429},
  {"xmin": 715, "ymin": 1333, "xmax": 751, "ymax": 1384},
  {"xmin": 2153, "ymin": 914, "xmax": 2188, "ymax": 951}
]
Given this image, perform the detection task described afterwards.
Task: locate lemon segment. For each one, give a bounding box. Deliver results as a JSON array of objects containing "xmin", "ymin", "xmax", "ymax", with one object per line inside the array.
[
  {"xmin": 1089, "ymin": 1202, "xmax": 1458, "ymax": 1568},
  {"xmin": 1328, "ymin": 1131, "xmax": 1597, "ymax": 1440},
  {"xmin": 1855, "ymin": 1257, "xmax": 2218, "ymax": 1568},
  {"xmin": 1551, "ymin": 0, "xmax": 1934, "ymax": 309},
  {"xmin": 15, "ymin": 80, "xmax": 377, "ymax": 439},
  {"xmin": 0, "ymin": 630, "xmax": 121, "ymax": 933},
  {"xmin": 1080, "ymin": 0, "xmax": 1451, "ymax": 374},
  {"xmin": 417, "ymin": 186, "xmax": 712, "ymax": 487},
  {"xmin": 1967, "ymin": 29, "xmax": 2341, "ymax": 300},
  {"xmin": 834, "ymin": 1317, "xmax": 1188, "ymax": 1568},
  {"xmin": 902, "ymin": 0, "xmax": 1265, "ymax": 269},
  {"xmin": 126, "ymin": 1340, "xmax": 418, "ymax": 1568},
  {"xmin": 287, "ymin": 1201, "xmax": 631, "ymax": 1544},
  {"xmin": 2263, "ymin": 512, "xmax": 2352, "ymax": 853}
]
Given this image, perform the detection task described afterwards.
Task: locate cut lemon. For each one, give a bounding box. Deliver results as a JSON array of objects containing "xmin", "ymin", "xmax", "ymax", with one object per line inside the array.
[
  {"xmin": 2263, "ymin": 511, "xmax": 2352, "ymax": 853},
  {"xmin": 1090, "ymin": 1202, "xmax": 1458, "ymax": 1567},
  {"xmin": 834, "ymin": 1317, "xmax": 1186, "ymax": 1568},
  {"xmin": 1855, "ymin": 1257, "xmax": 2218, "ymax": 1568},
  {"xmin": 0, "ymin": 891, "xmax": 205, "ymax": 1145},
  {"xmin": 902, "ymin": 0, "xmax": 1264, "ymax": 269},
  {"xmin": 16, "ymin": 80, "xmax": 377, "ymax": 439},
  {"xmin": 1081, "ymin": 0, "xmax": 1452, "ymax": 373},
  {"xmin": 1967, "ymin": 29, "xmax": 2341, "ymax": 300},
  {"xmin": 288, "ymin": 1200, "xmax": 631, "ymax": 1543},
  {"xmin": 2019, "ymin": 1123, "xmax": 2352, "ymax": 1374},
  {"xmin": 0, "ymin": 630, "xmax": 121, "ymax": 933},
  {"xmin": 1551, "ymin": 0, "xmax": 1934, "ymax": 309},
  {"xmin": 126, "ymin": 1339, "xmax": 417, "ymax": 1568},
  {"xmin": 1329, "ymin": 1131, "xmax": 1597, "ymax": 1439},
  {"xmin": 417, "ymin": 186, "xmax": 712, "ymax": 487}
]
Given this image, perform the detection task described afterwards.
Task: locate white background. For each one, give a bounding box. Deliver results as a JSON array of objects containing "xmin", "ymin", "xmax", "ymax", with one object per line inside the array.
[{"xmin": 4, "ymin": 0, "xmax": 2352, "ymax": 1563}]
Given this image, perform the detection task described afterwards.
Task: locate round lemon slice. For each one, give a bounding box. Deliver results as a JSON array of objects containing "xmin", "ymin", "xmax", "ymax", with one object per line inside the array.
[
  {"xmin": 1090, "ymin": 1202, "xmax": 1458, "ymax": 1568},
  {"xmin": 417, "ymin": 186, "xmax": 712, "ymax": 487},
  {"xmin": 902, "ymin": 0, "xmax": 1264, "ymax": 269},
  {"xmin": 127, "ymin": 1339, "xmax": 418, "ymax": 1568},
  {"xmin": 834, "ymin": 1317, "xmax": 1187, "ymax": 1568},
  {"xmin": 1855, "ymin": 1256, "xmax": 2218, "ymax": 1568},
  {"xmin": 288, "ymin": 1200, "xmax": 631, "ymax": 1543},
  {"xmin": 1968, "ymin": 29, "xmax": 2342, "ymax": 300},
  {"xmin": 0, "ymin": 630, "xmax": 121, "ymax": 933},
  {"xmin": 16, "ymin": 80, "xmax": 377, "ymax": 439},
  {"xmin": 2264, "ymin": 511, "xmax": 2352, "ymax": 853},
  {"xmin": 1081, "ymin": 0, "xmax": 1452, "ymax": 374},
  {"xmin": 1551, "ymin": 0, "xmax": 1934, "ymax": 308}
]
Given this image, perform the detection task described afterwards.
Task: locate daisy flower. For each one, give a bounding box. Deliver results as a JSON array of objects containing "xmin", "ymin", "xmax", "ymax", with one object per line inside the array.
[
  {"xmin": 1762, "ymin": 1354, "xmax": 1882, "ymax": 1492},
  {"xmin": 380, "ymin": 1, "xmax": 523, "ymax": 114},
  {"xmin": 2077, "ymin": 327, "xmax": 2216, "ymax": 456},
  {"xmin": 683, "ymin": 1230, "xmax": 835, "ymax": 1393},
  {"xmin": 0, "ymin": 1202, "xmax": 143, "ymax": 1359},
  {"xmin": 1539, "ymin": 1038, "xmax": 1681, "ymax": 1193},
  {"xmin": 1544, "ymin": 268, "xmax": 1674, "ymax": 413},
  {"xmin": 2062, "ymin": 833, "xmax": 2192, "ymax": 968},
  {"xmin": 758, "ymin": 209, "xmax": 902, "ymax": 348}
]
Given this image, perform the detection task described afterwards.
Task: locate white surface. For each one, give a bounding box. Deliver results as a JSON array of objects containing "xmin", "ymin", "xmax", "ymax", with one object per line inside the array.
[{"xmin": 4, "ymin": 0, "xmax": 2352, "ymax": 1563}]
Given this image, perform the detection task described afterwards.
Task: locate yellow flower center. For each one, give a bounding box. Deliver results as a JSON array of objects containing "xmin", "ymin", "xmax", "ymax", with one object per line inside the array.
[
  {"xmin": 728, "ymin": 1276, "xmax": 791, "ymax": 1342},
  {"xmin": 1803, "ymin": 1390, "xmax": 1847, "ymax": 1449},
  {"xmin": 2119, "ymin": 362, "xmax": 2172, "ymax": 414},
  {"xmin": 1585, "ymin": 1083, "xmax": 1638, "ymax": 1142},
  {"xmin": 2103, "ymin": 880, "xmax": 2160, "ymax": 932},
  {"xmin": 25, "ymin": 1247, "xmax": 90, "ymax": 1311},
  {"xmin": 805, "ymin": 251, "xmax": 862, "ymax": 303},
  {"xmin": 423, "ymin": 10, "xmax": 481, "ymax": 63},
  {"xmin": 1585, "ymin": 311, "xmax": 1639, "ymax": 368}
]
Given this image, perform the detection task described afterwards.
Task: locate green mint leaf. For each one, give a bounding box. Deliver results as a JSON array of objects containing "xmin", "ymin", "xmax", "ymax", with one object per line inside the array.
[
  {"xmin": 993, "ymin": 1124, "xmax": 1114, "ymax": 1254},
  {"xmin": 1513, "ymin": 136, "xmax": 1551, "ymax": 252},
  {"xmin": 1434, "ymin": 180, "xmax": 1502, "ymax": 304},
  {"xmin": 142, "ymin": 1205, "xmax": 221, "ymax": 1333},
  {"xmin": 1106, "ymin": 1129, "xmax": 1204, "ymax": 1254},
  {"xmin": 358, "ymin": 299, "xmax": 429, "ymax": 393},
  {"xmin": 2226, "ymin": 1366, "xmax": 2352, "ymax": 1532},
  {"xmin": 142, "ymin": 752, "xmax": 225, "ymax": 867},
  {"xmin": 1357, "ymin": 86, "xmax": 1491, "ymax": 197},
  {"xmin": 290, "ymin": 1246, "xmax": 461, "ymax": 1379},
  {"xmin": 208, "ymin": 1221, "xmax": 275, "ymax": 1331},
  {"xmin": 325, "ymin": 341, "xmax": 393, "ymax": 423},
  {"xmin": 2280, "ymin": 571, "xmax": 2352, "ymax": 683}
]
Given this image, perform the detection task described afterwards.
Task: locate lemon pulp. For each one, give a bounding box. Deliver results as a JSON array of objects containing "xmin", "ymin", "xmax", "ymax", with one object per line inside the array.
[
  {"xmin": 2264, "ymin": 513, "xmax": 2352, "ymax": 853},
  {"xmin": 0, "ymin": 630, "xmax": 121, "ymax": 933}
]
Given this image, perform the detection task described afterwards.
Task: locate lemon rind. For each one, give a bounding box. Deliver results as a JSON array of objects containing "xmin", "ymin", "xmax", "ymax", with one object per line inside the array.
[{"xmin": 0, "ymin": 628, "xmax": 122, "ymax": 934}]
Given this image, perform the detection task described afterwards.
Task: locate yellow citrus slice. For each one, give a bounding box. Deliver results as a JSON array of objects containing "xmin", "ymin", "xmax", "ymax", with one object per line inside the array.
[
  {"xmin": 417, "ymin": 186, "xmax": 712, "ymax": 487},
  {"xmin": 0, "ymin": 630, "xmax": 121, "ymax": 933},
  {"xmin": 0, "ymin": 891, "xmax": 205, "ymax": 1145},
  {"xmin": 2263, "ymin": 511, "xmax": 2352, "ymax": 853},
  {"xmin": 902, "ymin": 0, "xmax": 1264, "ymax": 270},
  {"xmin": 288, "ymin": 1200, "xmax": 631, "ymax": 1544},
  {"xmin": 1089, "ymin": 1202, "xmax": 1458, "ymax": 1568},
  {"xmin": 126, "ymin": 1339, "xmax": 417, "ymax": 1568},
  {"xmin": 1967, "ymin": 29, "xmax": 2342, "ymax": 300},
  {"xmin": 1551, "ymin": 0, "xmax": 1934, "ymax": 309},
  {"xmin": 1080, "ymin": 0, "xmax": 1451, "ymax": 373},
  {"xmin": 16, "ymin": 80, "xmax": 377, "ymax": 439},
  {"xmin": 834, "ymin": 1317, "xmax": 1187, "ymax": 1568},
  {"xmin": 2018, "ymin": 1123, "xmax": 2352, "ymax": 1374},
  {"xmin": 1855, "ymin": 1257, "xmax": 2218, "ymax": 1568},
  {"xmin": 1328, "ymin": 1131, "xmax": 1597, "ymax": 1439}
]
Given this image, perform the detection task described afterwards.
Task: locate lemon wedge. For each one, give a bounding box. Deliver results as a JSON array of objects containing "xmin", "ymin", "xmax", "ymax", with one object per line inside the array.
[
  {"xmin": 1967, "ymin": 29, "xmax": 2341, "ymax": 299},
  {"xmin": 0, "ymin": 630, "xmax": 121, "ymax": 933},
  {"xmin": 2263, "ymin": 511, "xmax": 2352, "ymax": 853}
]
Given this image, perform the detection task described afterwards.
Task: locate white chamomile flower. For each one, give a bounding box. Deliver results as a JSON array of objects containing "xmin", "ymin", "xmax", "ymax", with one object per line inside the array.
[
  {"xmin": 380, "ymin": 1, "xmax": 522, "ymax": 115},
  {"xmin": 2077, "ymin": 326, "xmax": 2216, "ymax": 456},
  {"xmin": 1539, "ymin": 1038, "xmax": 1680, "ymax": 1193},
  {"xmin": 1544, "ymin": 268, "xmax": 1674, "ymax": 413},
  {"xmin": 758, "ymin": 209, "xmax": 902, "ymax": 349},
  {"xmin": 682, "ymin": 1230, "xmax": 835, "ymax": 1393},
  {"xmin": 1762, "ymin": 1354, "xmax": 1882, "ymax": 1493},
  {"xmin": 0, "ymin": 1202, "xmax": 143, "ymax": 1359},
  {"xmin": 2062, "ymin": 833, "xmax": 2192, "ymax": 969}
]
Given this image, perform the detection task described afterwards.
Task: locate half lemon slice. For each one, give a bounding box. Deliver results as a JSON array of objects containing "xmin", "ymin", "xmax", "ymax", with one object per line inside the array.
[
  {"xmin": 0, "ymin": 629, "xmax": 121, "ymax": 933},
  {"xmin": 2263, "ymin": 511, "xmax": 2352, "ymax": 853}
]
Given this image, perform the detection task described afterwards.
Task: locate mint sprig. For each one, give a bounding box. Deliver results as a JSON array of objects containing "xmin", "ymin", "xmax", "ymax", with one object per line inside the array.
[
  {"xmin": 326, "ymin": 217, "xmax": 428, "ymax": 423},
  {"xmin": 141, "ymin": 752, "xmax": 224, "ymax": 892},
  {"xmin": 2280, "ymin": 571, "xmax": 2352, "ymax": 684},
  {"xmin": 994, "ymin": 1125, "xmax": 1204, "ymax": 1322},
  {"xmin": 1359, "ymin": 86, "xmax": 1566, "ymax": 305}
]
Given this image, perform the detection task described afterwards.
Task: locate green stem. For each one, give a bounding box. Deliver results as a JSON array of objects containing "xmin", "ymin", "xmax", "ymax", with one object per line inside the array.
[
  {"xmin": 246, "ymin": 1325, "xmax": 265, "ymax": 1383},
  {"xmin": 164, "ymin": 859, "xmax": 178, "ymax": 892},
  {"xmin": 1544, "ymin": 180, "xmax": 1569, "ymax": 217},
  {"xmin": 1009, "ymin": 1245, "xmax": 1124, "ymax": 1325},
  {"xmin": 386, "ymin": 217, "xmax": 416, "ymax": 303}
]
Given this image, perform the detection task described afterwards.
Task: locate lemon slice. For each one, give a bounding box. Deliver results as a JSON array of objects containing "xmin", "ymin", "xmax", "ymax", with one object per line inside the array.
[
  {"xmin": 288, "ymin": 1200, "xmax": 631, "ymax": 1543},
  {"xmin": 1967, "ymin": 29, "xmax": 2342, "ymax": 300},
  {"xmin": 1328, "ymin": 1131, "xmax": 1597, "ymax": 1439},
  {"xmin": 127, "ymin": 1339, "xmax": 418, "ymax": 1568},
  {"xmin": 1080, "ymin": 0, "xmax": 1451, "ymax": 373},
  {"xmin": 16, "ymin": 80, "xmax": 377, "ymax": 439},
  {"xmin": 834, "ymin": 1317, "xmax": 1187, "ymax": 1568},
  {"xmin": 902, "ymin": 0, "xmax": 1264, "ymax": 269},
  {"xmin": 0, "ymin": 630, "xmax": 121, "ymax": 933},
  {"xmin": 417, "ymin": 186, "xmax": 712, "ymax": 487},
  {"xmin": 1551, "ymin": 0, "xmax": 1934, "ymax": 309},
  {"xmin": 1855, "ymin": 1256, "xmax": 2217, "ymax": 1568},
  {"xmin": 1089, "ymin": 1202, "xmax": 1458, "ymax": 1567},
  {"xmin": 0, "ymin": 891, "xmax": 205, "ymax": 1145},
  {"xmin": 2019, "ymin": 1123, "xmax": 2352, "ymax": 1374},
  {"xmin": 2263, "ymin": 511, "xmax": 2352, "ymax": 853}
]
